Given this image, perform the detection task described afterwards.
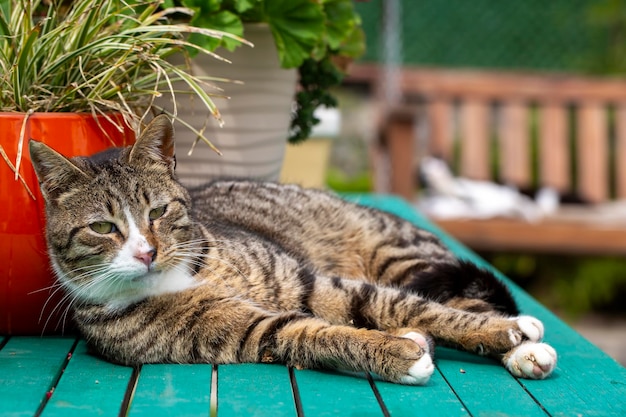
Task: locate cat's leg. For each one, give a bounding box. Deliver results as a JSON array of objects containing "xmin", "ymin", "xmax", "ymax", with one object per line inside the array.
[
  {"xmin": 391, "ymin": 260, "xmax": 520, "ymax": 316},
  {"xmin": 302, "ymin": 275, "xmax": 557, "ymax": 378},
  {"xmin": 75, "ymin": 293, "xmax": 435, "ymax": 385},
  {"xmin": 244, "ymin": 315, "xmax": 436, "ymax": 385}
]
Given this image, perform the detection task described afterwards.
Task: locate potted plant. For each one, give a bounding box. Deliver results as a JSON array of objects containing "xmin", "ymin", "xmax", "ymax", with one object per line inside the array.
[
  {"xmin": 0, "ymin": 0, "xmax": 238, "ymax": 334},
  {"xmin": 155, "ymin": 0, "xmax": 366, "ymax": 185}
]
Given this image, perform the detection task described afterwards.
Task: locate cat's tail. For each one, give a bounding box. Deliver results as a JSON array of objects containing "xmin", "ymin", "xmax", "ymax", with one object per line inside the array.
[{"xmin": 402, "ymin": 261, "xmax": 520, "ymax": 316}]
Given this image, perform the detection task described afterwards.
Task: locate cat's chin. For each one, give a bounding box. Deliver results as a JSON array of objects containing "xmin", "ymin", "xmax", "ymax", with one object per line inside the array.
[
  {"xmin": 109, "ymin": 267, "xmax": 202, "ymax": 311},
  {"xmin": 53, "ymin": 258, "xmax": 201, "ymax": 312}
]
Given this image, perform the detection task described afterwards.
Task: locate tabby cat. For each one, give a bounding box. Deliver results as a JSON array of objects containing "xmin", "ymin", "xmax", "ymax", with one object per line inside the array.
[{"xmin": 29, "ymin": 115, "xmax": 557, "ymax": 384}]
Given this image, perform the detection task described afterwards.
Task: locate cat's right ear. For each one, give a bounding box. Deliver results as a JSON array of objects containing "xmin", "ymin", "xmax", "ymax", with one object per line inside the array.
[
  {"xmin": 29, "ymin": 140, "xmax": 89, "ymax": 202},
  {"xmin": 128, "ymin": 114, "xmax": 176, "ymax": 172}
]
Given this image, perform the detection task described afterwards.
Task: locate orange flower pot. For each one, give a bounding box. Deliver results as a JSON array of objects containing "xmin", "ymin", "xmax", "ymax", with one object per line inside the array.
[{"xmin": 0, "ymin": 113, "xmax": 135, "ymax": 335}]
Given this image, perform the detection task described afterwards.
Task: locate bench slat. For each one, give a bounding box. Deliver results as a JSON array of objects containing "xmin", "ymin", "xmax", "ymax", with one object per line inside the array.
[
  {"xmin": 385, "ymin": 114, "xmax": 415, "ymax": 199},
  {"xmin": 436, "ymin": 349, "xmax": 549, "ymax": 417},
  {"xmin": 434, "ymin": 217, "xmax": 626, "ymax": 255},
  {"xmin": 216, "ymin": 364, "xmax": 297, "ymax": 417},
  {"xmin": 129, "ymin": 364, "xmax": 212, "ymax": 417},
  {"xmin": 0, "ymin": 337, "xmax": 75, "ymax": 416},
  {"xmin": 615, "ymin": 104, "xmax": 626, "ymax": 199},
  {"xmin": 539, "ymin": 102, "xmax": 570, "ymax": 191},
  {"xmin": 40, "ymin": 340, "xmax": 133, "ymax": 417},
  {"xmin": 578, "ymin": 102, "xmax": 609, "ymax": 202},
  {"xmin": 429, "ymin": 97, "xmax": 454, "ymax": 160},
  {"xmin": 373, "ymin": 369, "xmax": 470, "ymax": 416},
  {"xmin": 500, "ymin": 101, "xmax": 530, "ymax": 186},
  {"xmin": 461, "ymin": 99, "xmax": 490, "ymax": 180},
  {"xmin": 294, "ymin": 369, "xmax": 385, "ymax": 416}
]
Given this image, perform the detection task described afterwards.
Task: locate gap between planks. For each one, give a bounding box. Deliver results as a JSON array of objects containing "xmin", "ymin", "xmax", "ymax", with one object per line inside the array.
[{"xmin": 33, "ymin": 338, "xmax": 80, "ymax": 417}]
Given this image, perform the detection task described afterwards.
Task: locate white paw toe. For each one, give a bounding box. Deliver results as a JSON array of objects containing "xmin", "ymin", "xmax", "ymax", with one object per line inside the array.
[
  {"xmin": 399, "ymin": 354, "xmax": 434, "ymax": 385},
  {"xmin": 512, "ymin": 316, "xmax": 545, "ymax": 342},
  {"xmin": 506, "ymin": 342, "xmax": 557, "ymax": 379},
  {"xmin": 401, "ymin": 331, "xmax": 430, "ymax": 354}
]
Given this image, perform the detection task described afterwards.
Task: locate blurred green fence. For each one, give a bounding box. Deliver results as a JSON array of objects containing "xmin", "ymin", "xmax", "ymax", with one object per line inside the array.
[{"xmin": 355, "ymin": 0, "xmax": 607, "ymax": 73}]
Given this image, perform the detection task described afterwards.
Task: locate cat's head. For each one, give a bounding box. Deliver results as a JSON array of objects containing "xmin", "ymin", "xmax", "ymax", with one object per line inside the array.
[{"xmin": 29, "ymin": 115, "xmax": 201, "ymax": 309}]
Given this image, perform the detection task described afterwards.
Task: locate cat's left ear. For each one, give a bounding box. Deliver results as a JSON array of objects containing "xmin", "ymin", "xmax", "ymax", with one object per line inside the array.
[
  {"xmin": 29, "ymin": 140, "xmax": 90, "ymax": 202},
  {"xmin": 128, "ymin": 114, "xmax": 176, "ymax": 171}
]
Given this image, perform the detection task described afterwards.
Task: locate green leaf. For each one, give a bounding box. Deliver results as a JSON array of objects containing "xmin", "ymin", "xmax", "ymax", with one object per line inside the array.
[
  {"xmin": 14, "ymin": 27, "xmax": 40, "ymax": 109},
  {"xmin": 337, "ymin": 25, "xmax": 365, "ymax": 59},
  {"xmin": 183, "ymin": 0, "xmax": 222, "ymax": 15},
  {"xmin": 323, "ymin": 0, "xmax": 360, "ymax": 50},
  {"xmin": 264, "ymin": 0, "xmax": 325, "ymax": 68},
  {"xmin": 233, "ymin": 0, "xmax": 258, "ymax": 14},
  {"xmin": 0, "ymin": 0, "xmax": 10, "ymax": 37},
  {"xmin": 189, "ymin": 10, "xmax": 244, "ymax": 52}
]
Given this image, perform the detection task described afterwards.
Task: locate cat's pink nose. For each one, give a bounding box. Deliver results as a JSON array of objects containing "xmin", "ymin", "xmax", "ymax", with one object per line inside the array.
[{"xmin": 135, "ymin": 249, "xmax": 156, "ymax": 267}]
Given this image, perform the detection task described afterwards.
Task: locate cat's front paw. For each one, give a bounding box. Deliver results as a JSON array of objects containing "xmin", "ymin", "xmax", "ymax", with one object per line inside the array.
[
  {"xmin": 398, "ymin": 354, "xmax": 434, "ymax": 385},
  {"xmin": 374, "ymin": 331, "xmax": 434, "ymax": 385},
  {"xmin": 504, "ymin": 342, "xmax": 557, "ymax": 379},
  {"xmin": 397, "ymin": 331, "xmax": 434, "ymax": 385}
]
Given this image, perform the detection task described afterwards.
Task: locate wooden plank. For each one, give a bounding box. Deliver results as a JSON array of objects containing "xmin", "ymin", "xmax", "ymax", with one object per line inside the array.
[
  {"xmin": 434, "ymin": 218, "xmax": 626, "ymax": 255},
  {"xmin": 577, "ymin": 102, "xmax": 609, "ymax": 202},
  {"xmin": 385, "ymin": 113, "xmax": 416, "ymax": 200},
  {"xmin": 373, "ymin": 370, "xmax": 470, "ymax": 417},
  {"xmin": 294, "ymin": 369, "xmax": 385, "ymax": 416},
  {"xmin": 428, "ymin": 97, "xmax": 454, "ymax": 160},
  {"xmin": 0, "ymin": 337, "xmax": 75, "ymax": 417},
  {"xmin": 499, "ymin": 101, "xmax": 530, "ymax": 186},
  {"xmin": 615, "ymin": 104, "xmax": 626, "ymax": 199},
  {"xmin": 40, "ymin": 340, "xmax": 134, "ymax": 417},
  {"xmin": 539, "ymin": 102, "xmax": 570, "ymax": 191},
  {"xmin": 348, "ymin": 64, "xmax": 626, "ymax": 102},
  {"xmin": 436, "ymin": 349, "xmax": 548, "ymax": 417},
  {"xmin": 216, "ymin": 364, "xmax": 297, "ymax": 417},
  {"xmin": 460, "ymin": 98, "xmax": 490, "ymax": 180},
  {"xmin": 128, "ymin": 364, "xmax": 212, "ymax": 417}
]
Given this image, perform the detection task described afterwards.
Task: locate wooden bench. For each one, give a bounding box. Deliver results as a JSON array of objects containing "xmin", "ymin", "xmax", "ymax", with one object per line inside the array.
[
  {"xmin": 347, "ymin": 64, "xmax": 626, "ymax": 255},
  {"xmin": 2, "ymin": 195, "xmax": 625, "ymax": 417}
]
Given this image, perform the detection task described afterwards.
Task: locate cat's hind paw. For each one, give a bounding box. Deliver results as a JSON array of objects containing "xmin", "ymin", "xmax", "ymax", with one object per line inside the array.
[{"xmin": 504, "ymin": 342, "xmax": 557, "ymax": 379}]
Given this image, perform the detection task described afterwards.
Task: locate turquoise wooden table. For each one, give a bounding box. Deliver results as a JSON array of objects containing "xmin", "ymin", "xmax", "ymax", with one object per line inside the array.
[{"xmin": 2, "ymin": 195, "xmax": 625, "ymax": 417}]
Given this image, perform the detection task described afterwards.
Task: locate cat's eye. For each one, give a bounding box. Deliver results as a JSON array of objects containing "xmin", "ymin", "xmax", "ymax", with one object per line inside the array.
[
  {"xmin": 89, "ymin": 221, "xmax": 117, "ymax": 234},
  {"xmin": 149, "ymin": 206, "xmax": 166, "ymax": 221}
]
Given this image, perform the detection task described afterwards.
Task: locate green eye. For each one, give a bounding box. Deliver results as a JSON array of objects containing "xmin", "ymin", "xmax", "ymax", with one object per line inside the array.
[
  {"xmin": 149, "ymin": 206, "xmax": 166, "ymax": 221},
  {"xmin": 89, "ymin": 221, "xmax": 116, "ymax": 234}
]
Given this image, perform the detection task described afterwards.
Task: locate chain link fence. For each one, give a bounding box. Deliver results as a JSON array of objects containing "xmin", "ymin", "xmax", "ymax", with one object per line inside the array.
[{"xmin": 356, "ymin": 0, "xmax": 601, "ymax": 73}]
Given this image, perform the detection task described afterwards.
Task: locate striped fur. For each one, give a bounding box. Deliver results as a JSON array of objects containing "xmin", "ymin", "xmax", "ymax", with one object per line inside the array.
[{"xmin": 28, "ymin": 115, "xmax": 557, "ymax": 384}]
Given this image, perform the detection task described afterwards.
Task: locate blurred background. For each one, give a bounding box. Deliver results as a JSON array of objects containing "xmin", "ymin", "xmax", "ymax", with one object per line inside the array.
[{"xmin": 288, "ymin": 0, "xmax": 626, "ymax": 364}]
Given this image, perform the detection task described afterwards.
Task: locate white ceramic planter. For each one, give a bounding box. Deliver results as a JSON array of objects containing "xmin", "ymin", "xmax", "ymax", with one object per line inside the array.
[{"xmin": 158, "ymin": 24, "xmax": 297, "ymax": 186}]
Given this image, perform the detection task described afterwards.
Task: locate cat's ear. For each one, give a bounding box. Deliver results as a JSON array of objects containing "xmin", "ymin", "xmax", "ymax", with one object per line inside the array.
[
  {"xmin": 29, "ymin": 140, "xmax": 89, "ymax": 202},
  {"xmin": 128, "ymin": 114, "xmax": 176, "ymax": 171}
]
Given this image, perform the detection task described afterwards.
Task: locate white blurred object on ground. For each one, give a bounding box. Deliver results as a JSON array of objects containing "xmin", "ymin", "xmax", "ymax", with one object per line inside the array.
[{"xmin": 417, "ymin": 157, "xmax": 557, "ymax": 222}]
